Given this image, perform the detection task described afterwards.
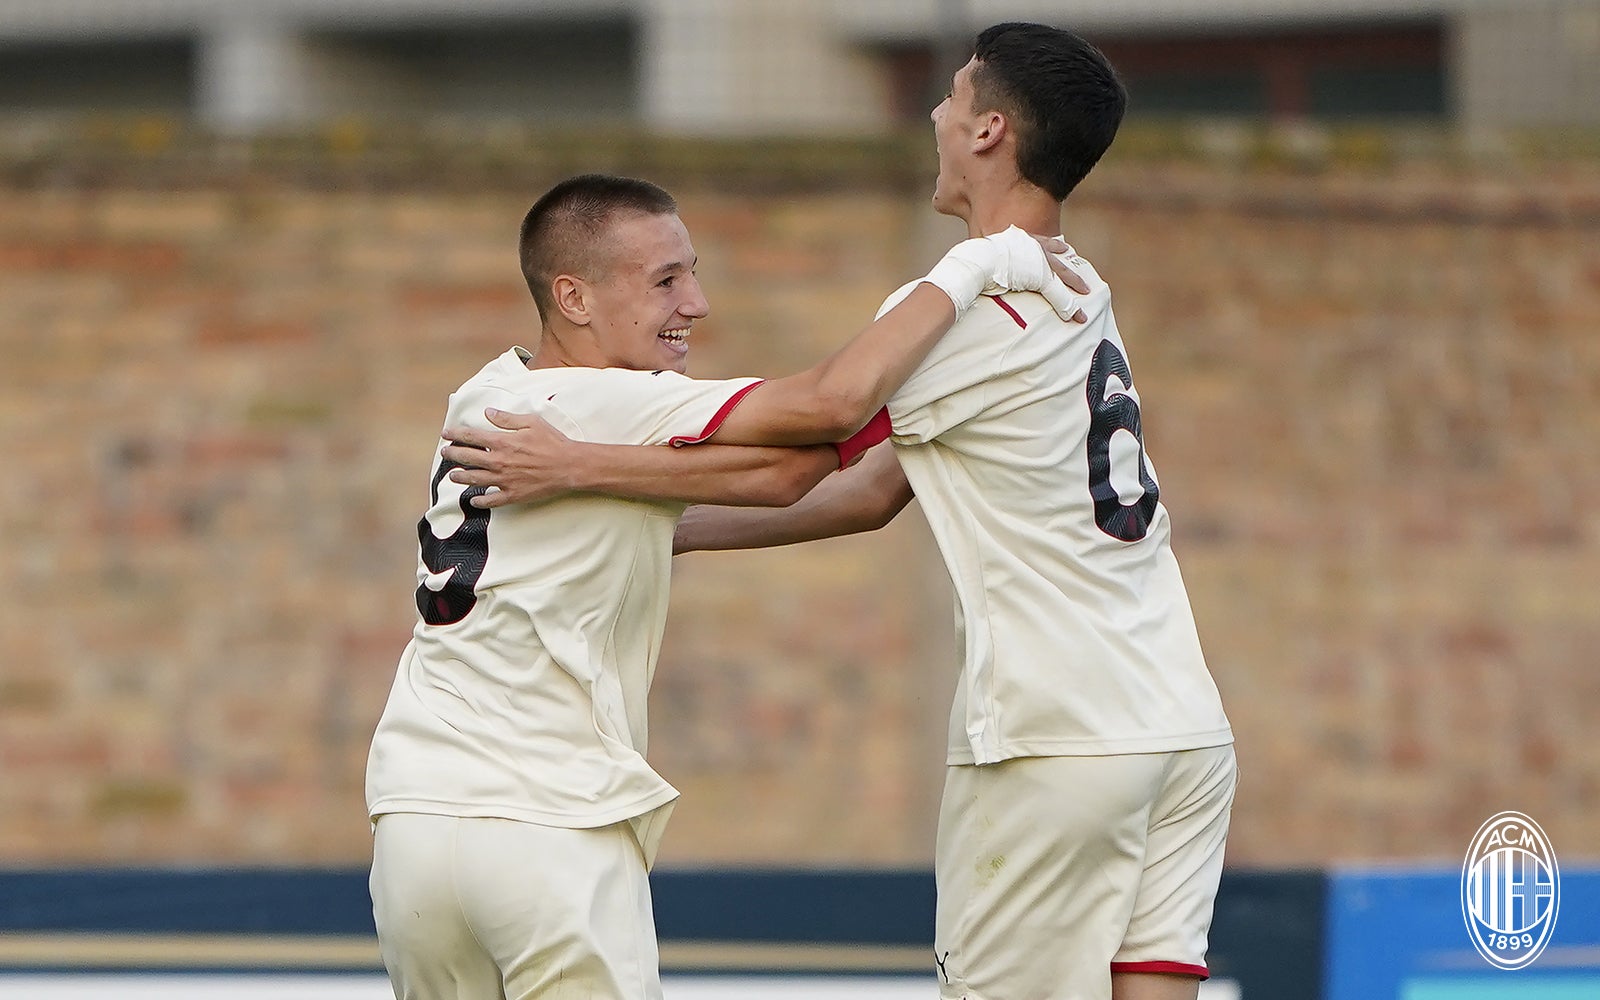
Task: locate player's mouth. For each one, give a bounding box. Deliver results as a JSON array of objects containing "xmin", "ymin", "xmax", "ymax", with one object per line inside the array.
[{"xmin": 659, "ymin": 327, "xmax": 691, "ymax": 355}]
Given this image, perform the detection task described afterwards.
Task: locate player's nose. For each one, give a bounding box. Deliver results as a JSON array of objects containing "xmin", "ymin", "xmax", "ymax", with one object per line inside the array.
[{"xmin": 681, "ymin": 274, "xmax": 710, "ymax": 319}]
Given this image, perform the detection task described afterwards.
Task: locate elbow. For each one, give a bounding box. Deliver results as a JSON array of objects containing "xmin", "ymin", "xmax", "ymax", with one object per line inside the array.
[
  {"xmin": 861, "ymin": 476, "xmax": 913, "ymax": 530},
  {"xmin": 802, "ymin": 368, "xmax": 880, "ymax": 441},
  {"xmin": 764, "ymin": 456, "xmax": 831, "ymax": 507},
  {"xmin": 796, "ymin": 390, "xmax": 869, "ymax": 442},
  {"xmin": 743, "ymin": 469, "xmax": 806, "ymax": 508},
  {"xmin": 767, "ymin": 480, "xmax": 814, "ymax": 509},
  {"xmin": 855, "ymin": 455, "xmax": 914, "ymax": 530}
]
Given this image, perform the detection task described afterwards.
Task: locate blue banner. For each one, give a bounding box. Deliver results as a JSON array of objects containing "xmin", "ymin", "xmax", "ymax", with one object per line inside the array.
[{"xmin": 1326, "ymin": 867, "xmax": 1600, "ymax": 1000}]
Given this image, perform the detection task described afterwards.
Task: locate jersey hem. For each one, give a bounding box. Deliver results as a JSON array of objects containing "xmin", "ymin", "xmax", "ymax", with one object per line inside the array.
[{"xmin": 946, "ymin": 727, "xmax": 1234, "ymax": 765}]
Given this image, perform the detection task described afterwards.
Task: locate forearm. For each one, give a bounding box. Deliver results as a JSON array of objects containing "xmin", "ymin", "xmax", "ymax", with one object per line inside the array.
[
  {"xmin": 675, "ymin": 445, "xmax": 913, "ymax": 553},
  {"xmin": 566, "ymin": 441, "xmax": 838, "ymax": 508},
  {"xmin": 707, "ymin": 283, "xmax": 955, "ymax": 446}
]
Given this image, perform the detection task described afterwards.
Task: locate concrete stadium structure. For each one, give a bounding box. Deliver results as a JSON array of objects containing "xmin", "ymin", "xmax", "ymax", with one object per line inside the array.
[{"xmin": 0, "ymin": 0, "xmax": 1597, "ymax": 131}]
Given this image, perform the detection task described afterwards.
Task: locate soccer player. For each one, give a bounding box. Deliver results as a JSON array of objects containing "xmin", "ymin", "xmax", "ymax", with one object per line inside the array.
[
  {"xmin": 364, "ymin": 173, "xmax": 1085, "ymax": 1000},
  {"xmin": 440, "ymin": 25, "xmax": 1236, "ymax": 1000}
]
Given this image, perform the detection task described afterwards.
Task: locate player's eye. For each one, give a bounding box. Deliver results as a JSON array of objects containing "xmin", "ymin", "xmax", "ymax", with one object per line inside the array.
[{"xmin": 658, "ymin": 276, "xmax": 675, "ymax": 288}]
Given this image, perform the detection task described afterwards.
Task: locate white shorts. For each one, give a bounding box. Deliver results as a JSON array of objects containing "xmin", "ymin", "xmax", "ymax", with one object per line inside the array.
[
  {"xmin": 370, "ymin": 813, "xmax": 663, "ymax": 1000},
  {"xmin": 933, "ymin": 745, "xmax": 1237, "ymax": 1000}
]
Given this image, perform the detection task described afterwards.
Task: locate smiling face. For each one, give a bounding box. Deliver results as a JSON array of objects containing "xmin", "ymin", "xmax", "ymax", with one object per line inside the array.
[
  {"xmin": 929, "ymin": 58, "xmax": 986, "ymax": 220},
  {"xmin": 568, "ymin": 211, "xmax": 709, "ymax": 374}
]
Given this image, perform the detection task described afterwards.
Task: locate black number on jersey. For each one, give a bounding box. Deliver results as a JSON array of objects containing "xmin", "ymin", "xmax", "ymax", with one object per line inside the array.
[
  {"xmin": 1085, "ymin": 339, "xmax": 1160, "ymax": 542},
  {"xmin": 415, "ymin": 458, "xmax": 491, "ymax": 625}
]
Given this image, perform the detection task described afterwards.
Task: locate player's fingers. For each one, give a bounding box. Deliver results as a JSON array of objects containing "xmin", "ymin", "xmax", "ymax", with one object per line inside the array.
[
  {"xmin": 484, "ymin": 407, "xmax": 541, "ymax": 430},
  {"xmin": 447, "ymin": 466, "xmax": 499, "ymax": 487},
  {"xmin": 443, "ymin": 425, "xmax": 495, "ymax": 450},
  {"xmin": 1040, "ymin": 284, "xmax": 1089, "ymax": 324},
  {"xmin": 468, "ymin": 488, "xmax": 512, "ymax": 509},
  {"xmin": 1047, "ymin": 255, "xmax": 1090, "ymax": 295},
  {"xmin": 1028, "ymin": 232, "xmax": 1069, "ymax": 255},
  {"xmin": 441, "ymin": 444, "xmax": 497, "ymax": 470},
  {"xmin": 1028, "ymin": 234, "xmax": 1088, "ymax": 292}
]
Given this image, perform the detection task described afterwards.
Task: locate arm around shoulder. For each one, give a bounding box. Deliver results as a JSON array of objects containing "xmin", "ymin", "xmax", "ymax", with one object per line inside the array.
[
  {"xmin": 702, "ymin": 229, "xmax": 1088, "ymax": 448},
  {"xmin": 443, "ymin": 407, "xmax": 838, "ymax": 509},
  {"xmin": 706, "ymin": 283, "xmax": 958, "ymax": 447},
  {"xmin": 570, "ymin": 440, "xmax": 839, "ymax": 508}
]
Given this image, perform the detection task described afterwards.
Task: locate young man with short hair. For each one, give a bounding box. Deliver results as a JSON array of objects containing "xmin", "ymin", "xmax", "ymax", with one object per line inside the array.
[
  {"xmin": 365, "ymin": 172, "xmax": 1083, "ymax": 1000},
  {"xmin": 444, "ymin": 24, "xmax": 1236, "ymax": 1000}
]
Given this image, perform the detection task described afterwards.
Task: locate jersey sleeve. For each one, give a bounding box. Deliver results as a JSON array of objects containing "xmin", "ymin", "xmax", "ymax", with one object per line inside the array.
[
  {"xmin": 880, "ymin": 282, "xmax": 1029, "ymax": 444},
  {"xmin": 549, "ymin": 369, "xmax": 765, "ymax": 447}
]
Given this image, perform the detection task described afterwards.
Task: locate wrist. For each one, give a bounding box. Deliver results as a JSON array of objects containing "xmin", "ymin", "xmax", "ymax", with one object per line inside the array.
[
  {"xmin": 564, "ymin": 443, "xmax": 600, "ymax": 492},
  {"xmin": 920, "ymin": 237, "xmax": 997, "ymax": 313}
]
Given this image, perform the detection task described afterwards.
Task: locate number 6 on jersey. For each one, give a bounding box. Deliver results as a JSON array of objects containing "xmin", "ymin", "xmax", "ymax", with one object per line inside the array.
[{"xmin": 1085, "ymin": 339, "xmax": 1160, "ymax": 542}]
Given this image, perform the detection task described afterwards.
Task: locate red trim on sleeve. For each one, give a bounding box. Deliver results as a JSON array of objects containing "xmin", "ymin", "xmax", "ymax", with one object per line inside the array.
[
  {"xmin": 832, "ymin": 406, "xmax": 892, "ymax": 469},
  {"xmin": 1109, "ymin": 961, "xmax": 1209, "ymax": 980},
  {"xmin": 986, "ymin": 294, "xmax": 1027, "ymax": 329},
  {"xmin": 667, "ymin": 380, "xmax": 765, "ymax": 447}
]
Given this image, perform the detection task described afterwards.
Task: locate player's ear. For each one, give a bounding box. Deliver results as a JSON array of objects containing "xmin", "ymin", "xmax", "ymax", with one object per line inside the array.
[
  {"xmin": 973, "ymin": 110, "xmax": 1006, "ymax": 154},
  {"xmin": 552, "ymin": 274, "xmax": 593, "ymax": 326}
]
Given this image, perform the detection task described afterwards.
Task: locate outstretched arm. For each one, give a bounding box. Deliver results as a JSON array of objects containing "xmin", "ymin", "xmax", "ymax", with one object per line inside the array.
[
  {"xmin": 675, "ymin": 445, "xmax": 914, "ymax": 554},
  {"xmin": 702, "ymin": 283, "xmax": 955, "ymax": 446},
  {"xmin": 704, "ymin": 229, "xmax": 1087, "ymax": 447}
]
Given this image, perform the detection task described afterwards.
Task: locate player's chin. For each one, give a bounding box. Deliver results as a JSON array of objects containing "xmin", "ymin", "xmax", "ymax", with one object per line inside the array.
[{"xmin": 657, "ymin": 341, "xmax": 690, "ymax": 373}]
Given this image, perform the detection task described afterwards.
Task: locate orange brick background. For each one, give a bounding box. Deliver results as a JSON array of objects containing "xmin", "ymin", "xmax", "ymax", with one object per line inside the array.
[{"xmin": 1, "ymin": 128, "xmax": 1596, "ymax": 868}]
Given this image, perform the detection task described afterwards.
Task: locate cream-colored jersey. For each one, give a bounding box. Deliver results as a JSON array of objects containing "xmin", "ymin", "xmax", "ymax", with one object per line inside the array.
[
  {"xmin": 878, "ymin": 256, "xmax": 1232, "ymax": 765},
  {"xmin": 365, "ymin": 347, "xmax": 762, "ymax": 866}
]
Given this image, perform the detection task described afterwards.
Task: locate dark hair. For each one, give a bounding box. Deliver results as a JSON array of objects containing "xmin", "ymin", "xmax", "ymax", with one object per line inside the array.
[
  {"xmin": 519, "ymin": 174, "xmax": 679, "ymax": 323},
  {"xmin": 970, "ymin": 23, "xmax": 1126, "ymax": 201}
]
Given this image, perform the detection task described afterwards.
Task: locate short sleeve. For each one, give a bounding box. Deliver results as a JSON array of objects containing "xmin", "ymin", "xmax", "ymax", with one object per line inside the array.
[{"xmin": 547, "ymin": 369, "xmax": 764, "ymax": 447}]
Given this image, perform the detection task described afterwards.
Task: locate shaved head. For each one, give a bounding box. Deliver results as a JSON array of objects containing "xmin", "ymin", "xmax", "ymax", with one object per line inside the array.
[{"xmin": 519, "ymin": 174, "xmax": 679, "ymax": 324}]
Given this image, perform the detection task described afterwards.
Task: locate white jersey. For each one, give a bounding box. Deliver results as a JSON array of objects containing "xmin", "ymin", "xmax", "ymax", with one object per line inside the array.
[
  {"xmin": 365, "ymin": 347, "xmax": 761, "ymax": 866},
  {"xmin": 879, "ymin": 257, "xmax": 1232, "ymax": 765}
]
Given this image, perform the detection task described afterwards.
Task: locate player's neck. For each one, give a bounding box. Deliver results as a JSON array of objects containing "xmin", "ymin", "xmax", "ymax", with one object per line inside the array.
[
  {"xmin": 528, "ymin": 328, "xmax": 596, "ymax": 370},
  {"xmin": 961, "ymin": 183, "xmax": 1063, "ymax": 240}
]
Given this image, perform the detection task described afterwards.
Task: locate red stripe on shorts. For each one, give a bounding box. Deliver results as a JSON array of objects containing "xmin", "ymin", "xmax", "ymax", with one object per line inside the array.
[{"xmin": 1110, "ymin": 960, "xmax": 1209, "ymax": 980}]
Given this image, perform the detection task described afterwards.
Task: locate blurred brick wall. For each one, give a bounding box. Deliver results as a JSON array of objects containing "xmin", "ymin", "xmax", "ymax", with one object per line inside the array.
[{"xmin": 0, "ymin": 129, "xmax": 1596, "ymax": 868}]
